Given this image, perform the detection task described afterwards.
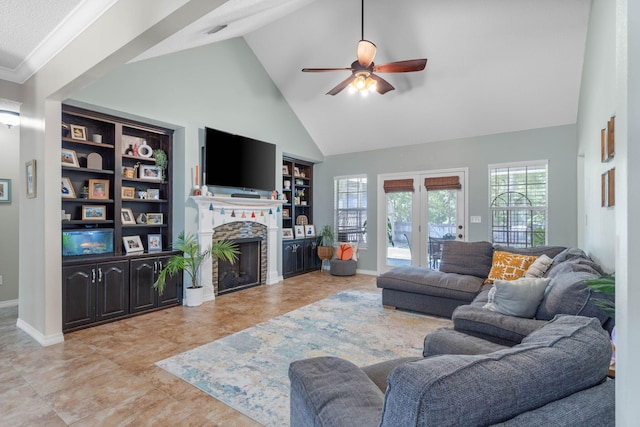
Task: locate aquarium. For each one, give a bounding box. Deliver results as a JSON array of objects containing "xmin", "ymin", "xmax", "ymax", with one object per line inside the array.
[{"xmin": 62, "ymin": 229, "xmax": 114, "ymax": 256}]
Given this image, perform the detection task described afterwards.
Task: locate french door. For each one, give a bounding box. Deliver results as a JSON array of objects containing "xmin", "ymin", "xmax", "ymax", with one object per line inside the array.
[{"xmin": 379, "ymin": 169, "xmax": 467, "ymax": 273}]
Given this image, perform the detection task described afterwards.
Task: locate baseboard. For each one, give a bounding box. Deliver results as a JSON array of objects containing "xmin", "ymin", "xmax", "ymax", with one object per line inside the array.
[
  {"xmin": 356, "ymin": 269, "xmax": 377, "ymax": 276},
  {"xmin": 0, "ymin": 299, "xmax": 18, "ymax": 308},
  {"xmin": 16, "ymin": 318, "xmax": 64, "ymax": 347}
]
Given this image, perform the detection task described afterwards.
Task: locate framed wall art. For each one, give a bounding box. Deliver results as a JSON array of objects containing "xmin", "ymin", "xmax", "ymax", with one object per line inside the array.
[
  {"xmin": 123, "ymin": 235, "xmax": 144, "ymax": 254},
  {"xmin": 70, "ymin": 124, "xmax": 87, "ymax": 141},
  {"xmin": 601, "ymin": 116, "xmax": 615, "ymax": 162},
  {"xmin": 88, "ymin": 179, "xmax": 109, "ymax": 200},
  {"xmin": 139, "ymin": 165, "xmax": 162, "ymax": 181},
  {"xmin": 61, "ymin": 177, "xmax": 76, "ymax": 198},
  {"xmin": 82, "ymin": 205, "xmax": 107, "ymax": 220},
  {"xmin": 146, "ymin": 213, "xmax": 163, "ymax": 224},
  {"xmin": 26, "ymin": 160, "xmax": 36, "ymax": 198},
  {"xmin": 0, "ymin": 178, "xmax": 11, "ymax": 203}
]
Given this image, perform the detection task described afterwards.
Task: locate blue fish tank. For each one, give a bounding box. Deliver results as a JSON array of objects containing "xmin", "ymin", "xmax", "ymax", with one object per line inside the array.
[{"xmin": 62, "ymin": 229, "xmax": 114, "ymax": 256}]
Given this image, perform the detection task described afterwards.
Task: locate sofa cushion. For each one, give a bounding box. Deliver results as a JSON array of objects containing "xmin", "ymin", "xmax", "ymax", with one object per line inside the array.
[
  {"xmin": 439, "ymin": 241, "xmax": 494, "ymax": 278},
  {"xmin": 525, "ymin": 254, "xmax": 554, "ymax": 278},
  {"xmin": 494, "ymin": 244, "xmax": 567, "ymax": 259},
  {"xmin": 380, "ymin": 316, "xmax": 611, "ymax": 427},
  {"xmin": 485, "ymin": 251, "xmax": 538, "ymax": 284},
  {"xmin": 484, "ymin": 278, "xmax": 551, "ymax": 318}
]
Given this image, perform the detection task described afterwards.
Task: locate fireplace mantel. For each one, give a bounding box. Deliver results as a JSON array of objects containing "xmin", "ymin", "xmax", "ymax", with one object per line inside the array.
[{"xmin": 191, "ymin": 195, "xmax": 285, "ymax": 301}]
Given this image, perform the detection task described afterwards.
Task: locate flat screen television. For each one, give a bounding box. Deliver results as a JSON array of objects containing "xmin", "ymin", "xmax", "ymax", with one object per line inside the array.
[{"xmin": 204, "ymin": 127, "xmax": 276, "ymax": 192}]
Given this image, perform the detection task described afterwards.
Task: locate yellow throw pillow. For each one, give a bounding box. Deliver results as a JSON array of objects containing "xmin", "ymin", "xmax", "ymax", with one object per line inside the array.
[{"xmin": 484, "ymin": 251, "xmax": 538, "ymax": 284}]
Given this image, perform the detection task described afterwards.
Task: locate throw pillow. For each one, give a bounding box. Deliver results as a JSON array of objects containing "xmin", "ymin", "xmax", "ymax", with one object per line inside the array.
[
  {"xmin": 336, "ymin": 244, "xmax": 353, "ymax": 260},
  {"xmin": 485, "ymin": 251, "xmax": 539, "ymax": 284},
  {"xmin": 439, "ymin": 241, "xmax": 494, "ymax": 278},
  {"xmin": 483, "ymin": 278, "xmax": 551, "ymax": 318},
  {"xmin": 525, "ymin": 254, "xmax": 554, "ymax": 278}
]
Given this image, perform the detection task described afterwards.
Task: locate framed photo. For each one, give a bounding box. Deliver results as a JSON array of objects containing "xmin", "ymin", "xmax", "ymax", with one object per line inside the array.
[
  {"xmin": 61, "ymin": 148, "xmax": 80, "ymax": 168},
  {"xmin": 293, "ymin": 166, "xmax": 300, "ymax": 177},
  {"xmin": 121, "ymin": 208, "xmax": 136, "ymax": 225},
  {"xmin": 121, "ymin": 186, "xmax": 135, "ymax": 199},
  {"xmin": 61, "ymin": 177, "xmax": 76, "ymax": 198},
  {"xmin": 282, "ymin": 165, "xmax": 289, "ymax": 175},
  {"xmin": 282, "ymin": 228, "xmax": 294, "ymax": 240},
  {"xmin": 282, "ymin": 208, "xmax": 290, "ymax": 218},
  {"xmin": 0, "ymin": 178, "xmax": 11, "ymax": 203},
  {"xmin": 123, "ymin": 235, "xmax": 144, "ymax": 254},
  {"xmin": 147, "ymin": 188, "xmax": 160, "ymax": 199},
  {"xmin": 26, "ymin": 160, "xmax": 36, "ymax": 198},
  {"xmin": 139, "ymin": 165, "xmax": 162, "ymax": 181},
  {"xmin": 148, "ymin": 234, "xmax": 162, "ymax": 251},
  {"xmin": 82, "ymin": 205, "xmax": 106, "ymax": 220},
  {"xmin": 294, "ymin": 225, "xmax": 305, "ymax": 239},
  {"xmin": 146, "ymin": 213, "xmax": 163, "ymax": 225},
  {"xmin": 70, "ymin": 124, "xmax": 88, "ymax": 141},
  {"xmin": 88, "ymin": 179, "xmax": 109, "ymax": 200},
  {"xmin": 305, "ymin": 225, "xmax": 316, "ymax": 237}
]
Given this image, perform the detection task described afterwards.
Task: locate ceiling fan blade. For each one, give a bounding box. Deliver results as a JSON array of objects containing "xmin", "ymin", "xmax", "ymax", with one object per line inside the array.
[
  {"xmin": 373, "ymin": 59, "xmax": 427, "ymax": 73},
  {"xmin": 302, "ymin": 67, "xmax": 353, "ymax": 72},
  {"xmin": 357, "ymin": 40, "xmax": 377, "ymax": 67},
  {"xmin": 326, "ymin": 75, "xmax": 356, "ymax": 96},
  {"xmin": 369, "ymin": 74, "xmax": 395, "ymax": 94}
]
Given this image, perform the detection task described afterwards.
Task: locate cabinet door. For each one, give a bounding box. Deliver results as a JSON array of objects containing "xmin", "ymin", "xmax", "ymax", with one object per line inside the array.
[
  {"xmin": 283, "ymin": 241, "xmax": 296, "ymax": 278},
  {"xmin": 130, "ymin": 258, "xmax": 157, "ymax": 313},
  {"xmin": 292, "ymin": 242, "xmax": 305, "ymax": 275},
  {"xmin": 96, "ymin": 260, "xmax": 129, "ymax": 321},
  {"xmin": 304, "ymin": 239, "xmax": 321, "ymax": 272},
  {"xmin": 156, "ymin": 256, "xmax": 182, "ymax": 307},
  {"xmin": 62, "ymin": 265, "xmax": 95, "ymax": 330}
]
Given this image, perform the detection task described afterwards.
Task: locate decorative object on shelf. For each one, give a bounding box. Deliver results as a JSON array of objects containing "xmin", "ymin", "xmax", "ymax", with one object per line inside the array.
[
  {"xmin": 122, "ymin": 235, "xmax": 144, "ymax": 254},
  {"xmin": 295, "ymin": 179, "xmax": 304, "ymax": 185},
  {"xmin": 0, "ymin": 178, "xmax": 11, "ymax": 203},
  {"xmin": 61, "ymin": 177, "xmax": 75, "ymax": 198},
  {"xmin": 139, "ymin": 165, "xmax": 162, "ymax": 181},
  {"xmin": 81, "ymin": 205, "xmax": 106, "ymax": 220},
  {"xmin": 284, "ymin": 180, "xmax": 291, "ymax": 190},
  {"xmin": 121, "ymin": 186, "xmax": 135, "ymax": 199},
  {"xmin": 154, "ymin": 232, "xmax": 239, "ymax": 307},
  {"xmin": 87, "ymin": 152, "xmax": 103, "ymax": 170},
  {"xmin": 25, "ymin": 159, "xmax": 36, "ymax": 198},
  {"xmin": 61, "ymin": 210, "xmax": 71, "ymax": 221},
  {"xmin": 305, "ymin": 225, "xmax": 316, "ymax": 237},
  {"xmin": 282, "ymin": 208, "xmax": 290, "ymax": 218},
  {"xmin": 296, "ymin": 215, "xmax": 308, "ymax": 225},
  {"xmin": 61, "ymin": 122, "xmax": 70, "ymax": 137},
  {"xmin": 121, "ymin": 208, "xmax": 136, "ymax": 225},
  {"xmin": 136, "ymin": 213, "xmax": 147, "ymax": 224},
  {"xmin": 147, "ymin": 188, "xmax": 160, "ymax": 199},
  {"xmin": 294, "ymin": 225, "xmax": 305, "ymax": 239},
  {"xmin": 138, "ymin": 141, "xmax": 153, "ymax": 158},
  {"xmin": 283, "ymin": 228, "xmax": 294, "ymax": 239},
  {"xmin": 294, "ymin": 167, "xmax": 300, "ymax": 176},
  {"xmin": 62, "ymin": 229, "xmax": 113, "ymax": 256},
  {"xmin": 137, "ymin": 186, "xmax": 147, "ymax": 199},
  {"xmin": 70, "ymin": 124, "xmax": 87, "ymax": 141},
  {"xmin": 88, "ymin": 179, "xmax": 109, "ymax": 200},
  {"xmin": 282, "ymin": 165, "xmax": 289, "ymax": 175},
  {"xmin": 152, "ymin": 149, "xmax": 168, "ymax": 180},
  {"xmin": 92, "ymin": 134, "xmax": 103, "ymax": 143},
  {"xmin": 148, "ymin": 234, "xmax": 162, "ymax": 252},
  {"xmin": 146, "ymin": 213, "xmax": 163, "ymax": 225},
  {"xmin": 192, "ymin": 186, "xmax": 201, "ymax": 196},
  {"xmin": 80, "ymin": 185, "xmax": 89, "ymax": 199},
  {"xmin": 122, "ymin": 164, "xmax": 137, "ymax": 178},
  {"xmin": 61, "ymin": 148, "xmax": 80, "ymax": 168}
]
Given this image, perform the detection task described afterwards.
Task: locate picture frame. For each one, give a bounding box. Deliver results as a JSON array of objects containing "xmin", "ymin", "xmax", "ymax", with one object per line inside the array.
[
  {"xmin": 122, "ymin": 235, "xmax": 144, "ymax": 254},
  {"xmin": 282, "ymin": 208, "xmax": 290, "ymax": 218},
  {"xmin": 0, "ymin": 178, "xmax": 11, "ymax": 203},
  {"xmin": 282, "ymin": 165, "xmax": 289, "ymax": 175},
  {"xmin": 147, "ymin": 188, "xmax": 160, "ymax": 199},
  {"xmin": 148, "ymin": 234, "xmax": 162, "ymax": 252},
  {"xmin": 61, "ymin": 148, "xmax": 80, "ymax": 168},
  {"xmin": 88, "ymin": 179, "xmax": 109, "ymax": 200},
  {"xmin": 146, "ymin": 213, "xmax": 163, "ymax": 225},
  {"xmin": 139, "ymin": 165, "xmax": 162, "ymax": 181},
  {"xmin": 61, "ymin": 177, "xmax": 76, "ymax": 198},
  {"xmin": 282, "ymin": 228, "xmax": 294, "ymax": 240},
  {"xmin": 293, "ymin": 166, "xmax": 301, "ymax": 177},
  {"xmin": 294, "ymin": 225, "xmax": 305, "ymax": 239},
  {"xmin": 121, "ymin": 208, "xmax": 136, "ymax": 225},
  {"xmin": 121, "ymin": 186, "xmax": 135, "ymax": 199},
  {"xmin": 70, "ymin": 124, "xmax": 87, "ymax": 141},
  {"xmin": 305, "ymin": 224, "xmax": 316, "ymax": 237},
  {"xmin": 601, "ymin": 116, "xmax": 616, "ymax": 162},
  {"xmin": 81, "ymin": 205, "xmax": 107, "ymax": 220},
  {"xmin": 26, "ymin": 160, "xmax": 36, "ymax": 198}
]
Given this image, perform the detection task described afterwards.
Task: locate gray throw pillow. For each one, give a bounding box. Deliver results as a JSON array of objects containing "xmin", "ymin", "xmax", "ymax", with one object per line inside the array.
[
  {"xmin": 484, "ymin": 278, "xmax": 551, "ymax": 318},
  {"xmin": 439, "ymin": 241, "xmax": 494, "ymax": 278}
]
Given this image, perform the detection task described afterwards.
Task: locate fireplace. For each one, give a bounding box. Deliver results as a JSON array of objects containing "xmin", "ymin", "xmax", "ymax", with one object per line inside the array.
[{"xmin": 217, "ymin": 237, "xmax": 262, "ymax": 294}]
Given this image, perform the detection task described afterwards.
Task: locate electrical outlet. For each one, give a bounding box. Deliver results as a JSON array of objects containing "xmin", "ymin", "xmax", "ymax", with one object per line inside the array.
[{"xmin": 470, "ymin": 216, "xmax": 482, "ymax": 224}]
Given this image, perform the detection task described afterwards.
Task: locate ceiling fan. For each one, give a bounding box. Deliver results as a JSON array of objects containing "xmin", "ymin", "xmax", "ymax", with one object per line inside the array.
[{"xmin": 302, "ymin": 0, "xmax": 427, "ymax": 95}]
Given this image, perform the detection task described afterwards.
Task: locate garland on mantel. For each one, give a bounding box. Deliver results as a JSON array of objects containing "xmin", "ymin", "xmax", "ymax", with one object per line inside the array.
[{"xmin": 208, "ymin": 203, "xmax": 280, "ymax": 217}]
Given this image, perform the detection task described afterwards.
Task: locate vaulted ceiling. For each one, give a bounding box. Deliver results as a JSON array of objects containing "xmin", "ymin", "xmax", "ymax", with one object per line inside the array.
[{"xmin": 0, "ymin": 0, "xmax": 591, "ymax": 155}]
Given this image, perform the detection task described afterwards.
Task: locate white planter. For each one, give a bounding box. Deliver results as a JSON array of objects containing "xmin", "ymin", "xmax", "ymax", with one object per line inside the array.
[{"xmin": 185, "ymin": 286, "xmax": 204, "ymax": 307}]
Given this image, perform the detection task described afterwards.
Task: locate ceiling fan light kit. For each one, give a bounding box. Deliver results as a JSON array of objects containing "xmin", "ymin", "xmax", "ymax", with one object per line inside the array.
[{"xmin": 302, "ymin": 0, "xmax": 427, "ymax": 96}]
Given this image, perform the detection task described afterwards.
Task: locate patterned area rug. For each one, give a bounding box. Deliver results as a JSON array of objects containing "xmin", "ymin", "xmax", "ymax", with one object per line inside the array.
[{"xmin": 156, "ymin": 290, "xmax": 451, "ymax": 426}]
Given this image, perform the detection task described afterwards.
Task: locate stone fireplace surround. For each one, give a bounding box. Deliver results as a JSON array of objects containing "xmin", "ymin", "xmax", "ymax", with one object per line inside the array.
[{"xmin": 191, "ymin": 196, "xmax": 284, "ymax": 301}]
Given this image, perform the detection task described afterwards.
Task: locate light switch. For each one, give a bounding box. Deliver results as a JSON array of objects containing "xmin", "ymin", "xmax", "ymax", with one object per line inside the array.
[{"xmin": 470, "ymin": 216, "xmax": 482, "ymax": 223}]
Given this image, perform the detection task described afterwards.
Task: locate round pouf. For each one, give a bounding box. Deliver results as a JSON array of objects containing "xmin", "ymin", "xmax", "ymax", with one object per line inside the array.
[{"xmin": 329, "ymin": 259, "xmax": 357, "ymax": 276}]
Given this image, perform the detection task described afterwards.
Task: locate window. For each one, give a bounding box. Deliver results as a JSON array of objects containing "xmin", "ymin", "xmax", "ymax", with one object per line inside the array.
[
  {"xmin": 489, "ymin": 161, "xmax": 547, "ymax": 247},
  {"xmin": 334, "ymin": 175, "xmax": 367, "ymax": 244}
]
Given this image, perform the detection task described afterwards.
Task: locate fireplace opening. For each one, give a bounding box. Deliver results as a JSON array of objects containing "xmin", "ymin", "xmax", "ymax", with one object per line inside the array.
[{"xmin": 217, "ymin": 237, "xmax": 262, "ymax": 294}]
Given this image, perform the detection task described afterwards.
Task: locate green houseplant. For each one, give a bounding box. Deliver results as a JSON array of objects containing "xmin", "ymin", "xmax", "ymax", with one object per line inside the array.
[
  {"xmin": 154, "ymin": 232, "xmax": 239, "ymax": 306},
  {"xmin": 584, "ymin": 275, "xmax": 615, "ymax": 319}
]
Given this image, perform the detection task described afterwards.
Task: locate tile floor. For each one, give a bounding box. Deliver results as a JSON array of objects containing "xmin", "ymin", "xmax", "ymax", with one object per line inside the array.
[{"xmin": 0, "ymin": 272, "xmax": 381, "ymax": 426}]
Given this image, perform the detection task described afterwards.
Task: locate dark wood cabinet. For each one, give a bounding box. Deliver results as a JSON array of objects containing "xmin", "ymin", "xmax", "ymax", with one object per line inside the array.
[
  {"xmin": 304, "ymin": 238, "xmax": 322, "ymax": 271},
  {"xmin": 283, "ymin": 238, "xmax": 321, "ymax": 278},
  {"xmin": 130, "ymin": 255, "xmax": 181, "ymax": 313}
]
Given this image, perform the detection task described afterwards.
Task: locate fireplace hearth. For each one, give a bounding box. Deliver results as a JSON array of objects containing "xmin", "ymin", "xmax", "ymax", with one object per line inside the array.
[{"xmin": 217, "ymin": 237, "xmax": 262, "ymax": 294}]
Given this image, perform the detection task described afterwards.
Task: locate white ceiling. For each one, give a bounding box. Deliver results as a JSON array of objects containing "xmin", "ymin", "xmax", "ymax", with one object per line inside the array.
[{"xmin": 0, "ymin": 0, "xmax": 591, "ymax": 156}]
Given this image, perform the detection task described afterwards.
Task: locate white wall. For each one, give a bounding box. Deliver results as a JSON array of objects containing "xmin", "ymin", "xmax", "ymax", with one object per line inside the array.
[{"xmin": 0, "ymin": 124, "xmax": 20, "ymax": 305}]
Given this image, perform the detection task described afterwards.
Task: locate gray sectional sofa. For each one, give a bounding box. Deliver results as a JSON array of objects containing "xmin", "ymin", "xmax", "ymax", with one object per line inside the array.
[{"xmin": 289, "ymin": 315, "xmax": 615, "ymax": 426}]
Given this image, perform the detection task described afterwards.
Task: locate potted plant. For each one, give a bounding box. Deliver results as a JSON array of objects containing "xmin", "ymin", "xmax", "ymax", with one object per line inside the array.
[
  {"xmin": 317, "ymin": 225, "xmax": 335, "ymax": 261},
  {"xmin": 585, "ymin": 275, "xmax": 615, "ymax": 365},
  {"xmin": 152, "ymin": 149, "xmax": 168, "ymax": 181},
  {"xmin": 154, "ymin": 232, "xmax": 239, "ymax": 307}
]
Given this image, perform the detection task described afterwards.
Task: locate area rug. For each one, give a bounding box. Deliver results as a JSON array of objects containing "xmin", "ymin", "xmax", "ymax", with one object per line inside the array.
[{"xmin": 156, "ymin": 290, "xmax": 451, "ymax": 426}]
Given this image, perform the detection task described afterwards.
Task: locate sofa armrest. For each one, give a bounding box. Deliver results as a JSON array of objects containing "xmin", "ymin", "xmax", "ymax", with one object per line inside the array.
[
  {"xmin": 452, "ymin": 305, "xmax": 547, "ymax": 346},
  {"xmin": 423, "ymin": 328, "xmax": 509, "ymax": 357},
  {"xmin": 289, "ymin": 356, "xmax": 384, "ymax": 427}
]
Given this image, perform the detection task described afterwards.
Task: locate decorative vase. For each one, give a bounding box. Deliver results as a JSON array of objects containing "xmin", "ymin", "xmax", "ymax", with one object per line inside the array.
[{"xmin": 185, "ymin": 286, "xmax": 204, "ymax": 307}]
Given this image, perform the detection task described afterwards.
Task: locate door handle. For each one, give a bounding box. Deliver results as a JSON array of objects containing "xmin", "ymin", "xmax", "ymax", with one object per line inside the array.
[
  {"xmin": 91, "ymin": 268, "xmax": 96, "ymax": 284},
  {"xmin": 98, "ymin": 268, "xmax": 103, "ymax": 283}
]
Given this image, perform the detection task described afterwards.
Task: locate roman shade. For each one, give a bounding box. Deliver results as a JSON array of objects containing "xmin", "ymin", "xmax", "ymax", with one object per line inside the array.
[
  {"xmin": 424, "ymin": 176, "xmax": 461, "ymax": 191},
  {"xmin": 383, "ymin": 179, "xmax": 414, "ymax": 193}
]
